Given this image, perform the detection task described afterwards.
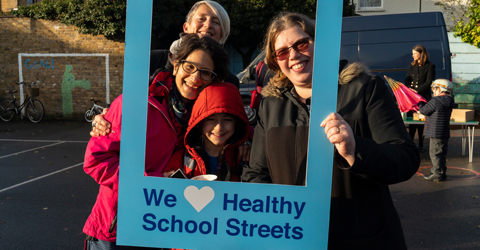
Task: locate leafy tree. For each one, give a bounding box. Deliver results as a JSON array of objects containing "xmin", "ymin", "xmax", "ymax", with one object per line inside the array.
[
  {"xmin": 11, "ymin": 0, "xmax": 126, "ymax": 40},
  {"xmin": 151, "ymin": 0, "xmax": 200, "ymax": 48},
  {"xmin": 219, "ymin": 0, "xmax": 355, "ymax": 68},
  {"xmin": 11, "ymin": 0, "xmax": 355, "ymax": 66},
  {"xmin": 453, "ymin": 0, "xmax": 480, "ymax": 47}
]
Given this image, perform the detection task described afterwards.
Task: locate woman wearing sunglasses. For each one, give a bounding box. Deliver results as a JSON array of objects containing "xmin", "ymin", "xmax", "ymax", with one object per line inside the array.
[
  {"xmin": 83, "ymin": 34, "xmax": 229, "ymax": 250},
  {"xmin": 242, "ymin": 12, "xmax": 419, "ymax": 249}
]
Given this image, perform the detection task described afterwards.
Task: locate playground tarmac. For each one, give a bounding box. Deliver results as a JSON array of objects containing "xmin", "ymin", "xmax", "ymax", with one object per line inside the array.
[
  {"xmin": 391, "ymin": 127, "xmax": 480, "ymax": 250},
  {"xmin": 0, "ymin": 119, "xmax": 479, "ymax": 249}
]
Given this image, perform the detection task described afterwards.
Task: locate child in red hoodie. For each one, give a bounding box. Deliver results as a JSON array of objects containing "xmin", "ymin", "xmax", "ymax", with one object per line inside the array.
[{"xmin": 163, "ymin": 82, "xmax": 249, "ymax": 181}]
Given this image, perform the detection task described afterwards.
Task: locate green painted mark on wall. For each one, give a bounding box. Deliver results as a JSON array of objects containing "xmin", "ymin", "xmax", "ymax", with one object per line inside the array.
[{"xmin": 62, "ymin": 65, "xmax": 91, "ymax": 116}]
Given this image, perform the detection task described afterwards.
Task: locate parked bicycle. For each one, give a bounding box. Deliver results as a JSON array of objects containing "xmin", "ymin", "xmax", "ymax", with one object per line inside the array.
[
  {"xmin": 0, "ymin": 82, "xmax": 44, "ymax": 123},
  {"xmin": 85, "ymin": 98, "xmax": 106, "ymax": 122}
]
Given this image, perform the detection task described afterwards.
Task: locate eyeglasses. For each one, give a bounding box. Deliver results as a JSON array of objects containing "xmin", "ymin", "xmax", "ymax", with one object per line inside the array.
[
  {"xmin": 181, "ymin": 60, "xmax": 217, "ymax": 81},
  {"xmin": 274, "ymin": 37, "xmax": 312, "ymax": 61}
]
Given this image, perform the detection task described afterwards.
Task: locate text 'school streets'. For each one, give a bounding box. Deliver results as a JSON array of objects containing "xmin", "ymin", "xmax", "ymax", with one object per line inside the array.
[{"xmin": 141, "ymin": 189, "xmax": 306, "ymax": 240}]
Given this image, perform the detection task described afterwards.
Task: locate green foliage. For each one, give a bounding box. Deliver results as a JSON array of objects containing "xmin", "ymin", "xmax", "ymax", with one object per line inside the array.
[
  {"xmin": 10, "ymin": 0, "xmax": 355, "ymax": 66},
  {"xmin": 343, "ymin": 0, "xmax": 356, "ymax": 17},
  {"xmin": 151, "ymin": 0, "xmax": 203, "ymax": 48},
  {"xmin": 11, "ymin": 0, "xmax": 126, "ymax": 41},
  {"xmin": 215, "ymin": 0, "xmax": 319, "ymax": 67},
  {"xmin": 454, "ymin": 0, "xmax": 480, "ymax": 47}
]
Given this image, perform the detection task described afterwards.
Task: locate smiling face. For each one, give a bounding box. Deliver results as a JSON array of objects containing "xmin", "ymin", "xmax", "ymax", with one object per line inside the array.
[
  {"xmin": 201, "ymin": 113, "xmax": 235, "ymax": 149},
  {"xmin": 274, "ymin": 26, "xmax": 314, "ymax": 90},
  {"xmin": 412, "ymin": 50, "xmax": 421, "ymax": 63},
  {"xmin": 183, "ymin": 4, "xmax": 222, "ymax": 43},
  {"xmin": 173, "ymin": 49, "xmax": 214, "ymax": 103}
]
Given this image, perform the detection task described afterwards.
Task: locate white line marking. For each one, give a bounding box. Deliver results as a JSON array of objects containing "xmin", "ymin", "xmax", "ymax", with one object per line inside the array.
[
  {"xmin": 0, "ymin": 139, "xmax": 88, "ymax": 143},
  {"xmin": 0, "ymin": 142, "xmax": 65, "ymax": 159},
  {"xmin": 0, "ymin": 162, "xmax": 84, "ymax": 193}
]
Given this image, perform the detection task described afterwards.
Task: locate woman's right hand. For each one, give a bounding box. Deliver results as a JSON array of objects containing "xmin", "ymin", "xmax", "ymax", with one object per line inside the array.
[{"xmin": 90, "ymin": 108, "xmax": 111, "ymax": 137}]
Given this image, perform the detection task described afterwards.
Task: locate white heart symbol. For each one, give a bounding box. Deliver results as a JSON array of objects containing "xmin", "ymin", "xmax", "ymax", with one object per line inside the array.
[{"xmin": 184, "ymin": 186, "xmax": 215, "ymax": 212}]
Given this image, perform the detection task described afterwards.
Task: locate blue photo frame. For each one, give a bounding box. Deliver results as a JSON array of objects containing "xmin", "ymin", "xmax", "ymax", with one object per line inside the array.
[{"xmin": 117, "ymin": 1, "xmax": 342, "ymax": 249}]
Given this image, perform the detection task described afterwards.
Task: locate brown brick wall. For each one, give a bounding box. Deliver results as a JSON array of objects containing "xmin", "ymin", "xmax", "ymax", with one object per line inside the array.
[
  {"xmin": 1, "ymin": 0, "xmax": 18, "ymax": 12},
  {"xmin": 0, "ymin": 16, "xmax": 125, "ymax": 120}
]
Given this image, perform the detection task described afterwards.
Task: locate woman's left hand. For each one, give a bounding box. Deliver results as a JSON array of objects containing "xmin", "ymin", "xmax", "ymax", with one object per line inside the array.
[{"xmin": 320, "ymin": 113, "xmax": 356, "ymax": 166}]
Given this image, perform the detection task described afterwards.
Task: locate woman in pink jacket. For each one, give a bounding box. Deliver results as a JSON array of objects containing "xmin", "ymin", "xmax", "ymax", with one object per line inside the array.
[{"xmin": 83, "ymin": 34, "xmax": 229, "ymax": 250}]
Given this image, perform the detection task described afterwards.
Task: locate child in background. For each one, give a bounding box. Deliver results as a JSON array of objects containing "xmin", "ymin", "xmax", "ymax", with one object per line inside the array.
[
  {"xmin": 418, "ymin": 79, "xmax": 455, "ymax": 182},
  {"xmin": 163, "ymin": 82, "xmax": 250, "ymax": 181}
]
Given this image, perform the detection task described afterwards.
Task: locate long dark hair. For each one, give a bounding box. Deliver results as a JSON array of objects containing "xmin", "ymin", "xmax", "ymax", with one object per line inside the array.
[
  {"xmin": 173, "ymin": 33, "xmax": 230, "ymax": 82},
  {"xmin": 411, "ymin": 44, "xmax": 429, "ymax": 66}
]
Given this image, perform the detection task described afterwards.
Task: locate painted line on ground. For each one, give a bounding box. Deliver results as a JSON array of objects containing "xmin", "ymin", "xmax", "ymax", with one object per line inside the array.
[
  {"xmin": 0, "ymin": 139, "xmax": 88, "ymax": 143},
  {"xmin": 0, "ymin": 162, "xmax": 84, "ymax": 193},
  {"xmin": 0, "ymin": 141, "xmax": 65, "ymax": 159}
]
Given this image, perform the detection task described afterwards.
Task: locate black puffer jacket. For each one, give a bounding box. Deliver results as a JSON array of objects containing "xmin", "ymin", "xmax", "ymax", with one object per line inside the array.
[
  {"xmin": 243, "ymin": 63, "xmax": 420, "ymax": 249},
  {"xmin": 419, "ymin": 95, "xmax": 455, "ymax": 139}
]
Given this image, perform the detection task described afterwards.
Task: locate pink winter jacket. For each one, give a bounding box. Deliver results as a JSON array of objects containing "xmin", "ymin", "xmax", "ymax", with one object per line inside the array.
[{"xmin": 83, "ymin": 72, "xmax": 179, "ymax": 242}]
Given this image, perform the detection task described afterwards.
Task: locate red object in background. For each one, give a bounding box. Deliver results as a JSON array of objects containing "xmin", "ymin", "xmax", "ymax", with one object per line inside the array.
[{"xmin": 384, "ymin": 75, "xmax": 427, "ymax": 112}]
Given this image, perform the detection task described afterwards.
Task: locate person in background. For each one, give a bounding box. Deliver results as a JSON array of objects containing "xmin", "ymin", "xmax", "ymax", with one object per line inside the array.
[
  {"xmin": 83, "ymin": 34, "xmax": 229, "ymax": 250},
  {"xmin": 418, "ymin": 79, "xmax": 454, "ymax": 182},
  {"xmin": 242, "ymin": 12, "xmax": 419, "ymax": 249},
  {"xmin": 163, "ymin": 82, "xmax": 249, "ymax": 181},
  {"xmin": 405, "ymin": 44, "xmax": 436, "ymax": 152}
]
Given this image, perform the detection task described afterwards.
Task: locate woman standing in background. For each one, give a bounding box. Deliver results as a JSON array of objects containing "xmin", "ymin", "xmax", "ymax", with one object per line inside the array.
[{"xmin": 404, "ymin": 44, "xmax": 435, "ymax": 152}]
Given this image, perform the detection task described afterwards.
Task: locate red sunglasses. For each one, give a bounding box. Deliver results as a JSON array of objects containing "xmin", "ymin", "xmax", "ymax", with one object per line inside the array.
[{"xmin": 274, "ymin": 37, "xmax": 311, "ymax": 61}]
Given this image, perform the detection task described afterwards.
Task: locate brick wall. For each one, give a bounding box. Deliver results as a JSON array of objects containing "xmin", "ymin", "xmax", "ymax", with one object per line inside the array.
[
  {"xmin": 1, "ymin": 0, "xmax": 17, "ymax": 12},
  {"xmin": 0, "ymin": 16, "xmax": 125, "ymax": 120}
]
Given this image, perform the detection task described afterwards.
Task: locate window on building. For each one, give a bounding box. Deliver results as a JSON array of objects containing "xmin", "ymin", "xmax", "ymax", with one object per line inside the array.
[
  {"xmin": 358, "ymin": 0, "xmax": 383, "ymax": 11},
  {"xmin": 27, "ymin": 0, "xmax": 40, "ymax": 5}
]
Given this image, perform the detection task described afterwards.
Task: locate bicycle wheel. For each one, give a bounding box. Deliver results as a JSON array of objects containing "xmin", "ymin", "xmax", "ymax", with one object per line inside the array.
[
  {"xmin": 26, "ymin": 99, "xmax": 44, "ymax": 123},
  {"xmin": 0, "ymin": 98, "xmax": 15, "ymax": 122},
  {"xmin": 84, "ymin": 109, "xmax": 97, "ymax": 122}
]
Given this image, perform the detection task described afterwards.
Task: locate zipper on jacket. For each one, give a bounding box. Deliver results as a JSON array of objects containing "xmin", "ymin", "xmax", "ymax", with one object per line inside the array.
[
  {"xmin": 148, "ymin": 100, "xmax": 176, "ymax": 135},
  {"xmin": 109, "ymin": 214, "xmax": 117, "ymax": 233}
]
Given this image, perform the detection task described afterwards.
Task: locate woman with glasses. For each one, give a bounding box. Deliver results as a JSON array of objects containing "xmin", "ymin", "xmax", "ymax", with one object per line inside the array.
[
  {"xmin": 83, "ymin": 34, "xmax": 229, "ymax": 250},
  {"xmin": 242, "ymin": 12, "xmax": 419, "ymax": 249},
  {"xmin": 91, "ymin": 1, "xmax": 251, "ymax": 163}
]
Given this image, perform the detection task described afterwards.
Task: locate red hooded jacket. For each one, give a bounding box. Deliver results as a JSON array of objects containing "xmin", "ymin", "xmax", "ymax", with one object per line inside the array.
[
  {"xmin": 83, "ymin": 72, "xmax": 182, "ymax": 242},
  {"xmin": 163, "ymin": 82, "xmax": 249, "ymax": 181}
]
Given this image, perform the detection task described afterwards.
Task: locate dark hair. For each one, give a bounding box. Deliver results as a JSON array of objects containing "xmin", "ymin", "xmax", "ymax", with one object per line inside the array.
[
  {"xmin": 411, "ymin": 44, "xmax": 429, "ymax": 66},
  {"xmin": 173, "ymin": 33, "xmax": 230, "ymax": 82}
]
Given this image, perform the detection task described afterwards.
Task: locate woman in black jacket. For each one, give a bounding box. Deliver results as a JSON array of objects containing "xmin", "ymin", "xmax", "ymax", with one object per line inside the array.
[
  {"xmin": 242, "ymin": 12, "xmax": 420, "ymax": 249},
  {"xmin": 404, "ymin": 44, "xmax": 435, "ymax": 152}
]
